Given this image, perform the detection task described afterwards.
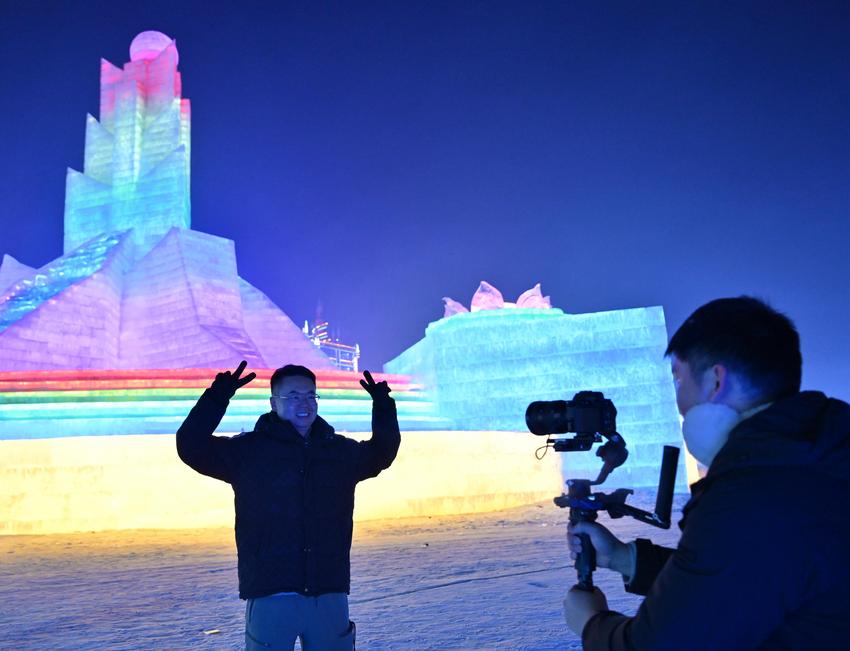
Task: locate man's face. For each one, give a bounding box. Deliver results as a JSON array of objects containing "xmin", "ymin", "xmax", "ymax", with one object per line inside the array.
[
  {"xmin": 271, "ymin": 375, "xmax": 318, "ymax": 436},
  {"xmin": 671, "ymin": 355, "xmax": 712, "ymax": 417}
]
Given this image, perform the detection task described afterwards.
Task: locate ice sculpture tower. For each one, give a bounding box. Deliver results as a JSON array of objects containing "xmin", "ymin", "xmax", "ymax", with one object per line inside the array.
[
  {"xmin": 65, "ymin": 31, "xmax": 191, "ymax": 262},
  {"xmin": 0, "ymin": 31, "xmax": 331, "ymax": 371}
]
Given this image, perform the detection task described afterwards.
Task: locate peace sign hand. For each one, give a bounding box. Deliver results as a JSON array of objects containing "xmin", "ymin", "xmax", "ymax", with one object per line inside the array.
[
  {"xmin": 210, "ymin": 360, "xmax": 257, "ymax": 402},
  {"xmin": 360, "ymin": 370, "xmax": 392, "ymax": 402}
]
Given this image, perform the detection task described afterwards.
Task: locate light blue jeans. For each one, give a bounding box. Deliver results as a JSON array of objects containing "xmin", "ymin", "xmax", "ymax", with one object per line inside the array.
[{"xmin": 245, "ymin": 592, "xmax": 355, "ymax": 650}]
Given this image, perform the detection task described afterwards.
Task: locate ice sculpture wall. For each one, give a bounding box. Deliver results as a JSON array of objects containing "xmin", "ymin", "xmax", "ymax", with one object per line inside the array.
[
  {"xmin": 385, "ymin": 305, "xmax": 688, "ymax": 490},
  {"xmin": 0, "ymin": 233, "xmax": 131, "ymax": 368},
  {"xmin": 0, "ymin": 33, "xmax": 687, "ymax": 535}
]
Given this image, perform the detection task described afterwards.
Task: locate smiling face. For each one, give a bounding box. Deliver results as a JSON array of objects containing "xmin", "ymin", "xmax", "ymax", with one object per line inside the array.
[{"xmin": 270, "ymin": 375, "xmax": 318, "ymax": 437}]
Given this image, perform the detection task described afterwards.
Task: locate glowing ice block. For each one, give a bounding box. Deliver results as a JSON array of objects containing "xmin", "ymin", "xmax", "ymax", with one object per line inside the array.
[
  {"xmin": 0, "ymin": 255, "xmax": 36, "ymax": 295},
  {"xmin": 239, "ymin": 279, "xmax": 336, "ymax": 370},
  {"xmin": 0, "ymin": 233, "xmax": 131, "ymax": 369},
  {"xmin": 385, "ymin": 307, "xmax": 687, "ymax": 490},
  {"xmin": 119, "ymin": 228, "xmax": 263, "ymax": 368}
]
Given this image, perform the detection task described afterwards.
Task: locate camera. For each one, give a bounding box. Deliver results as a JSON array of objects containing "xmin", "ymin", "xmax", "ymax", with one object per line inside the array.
[
  {"xmin": 527, "ymin": 391, "xmax": 627, "ymax": 475},
  {"xmin": 525, "ymin": 390, "xmax": 616, "ymax": 437}
]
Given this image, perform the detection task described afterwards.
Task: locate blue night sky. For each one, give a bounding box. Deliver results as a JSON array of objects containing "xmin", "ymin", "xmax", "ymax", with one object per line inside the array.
[{"xmin": 1, "ymin": 1, "xmax": 848, "ymax": 398}]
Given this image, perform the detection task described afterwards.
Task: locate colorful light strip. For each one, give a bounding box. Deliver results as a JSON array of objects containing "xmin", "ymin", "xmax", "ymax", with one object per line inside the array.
[
  {"xmin": 0, "ymin": 387, "xmax": 428, "ymax": 404},
  {"xmin": 0, "ymin": 368, "xmax": 451, "ymax": 440},
  {"xmin": 0, "ymin": 369, "xmax": 420, "ymax": 392}
]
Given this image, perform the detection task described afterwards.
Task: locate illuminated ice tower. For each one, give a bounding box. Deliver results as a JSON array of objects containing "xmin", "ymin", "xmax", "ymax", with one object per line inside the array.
[
  {"xmin": 65, "ymin": 31, "xmax": 191, "ymax": 262},
  {"xmin": 0, "ymin": 32, "xmax": 331, "ymax": 371}
]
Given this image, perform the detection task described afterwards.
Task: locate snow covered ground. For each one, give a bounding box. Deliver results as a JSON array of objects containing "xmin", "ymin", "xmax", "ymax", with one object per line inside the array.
[{"xmin": 1, "ymin": 492, "xmax": 686, "ymax": 650}]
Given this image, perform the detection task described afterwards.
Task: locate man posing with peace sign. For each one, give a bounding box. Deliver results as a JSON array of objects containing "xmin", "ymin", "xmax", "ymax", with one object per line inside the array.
[{"xmin": 177, "ymin": 362, "xmax": 401, "ymax": 650}]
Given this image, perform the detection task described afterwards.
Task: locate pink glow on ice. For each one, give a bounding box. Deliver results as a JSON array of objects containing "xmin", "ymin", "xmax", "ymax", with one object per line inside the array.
[
  {"xmin": 516, "ymin": 283, "xmax": 551, "ymax": 309},
  {"xmin": 98, "ymin": 59, "xmax": 123, "ymax": 121},
  {"xmin": 442, "ymin": 281, "xmax": 553, "ymax": 316},
  {"xmin": 129, "ymin": 31, "xmax": 177, "ymax": 65},
  {"xmin": 442, "ymin": 297, "xmax": 469, "ymax": 318},
  {"xmin": 470, "ymin": 281, "xmax": 504, "ymax": 312}
]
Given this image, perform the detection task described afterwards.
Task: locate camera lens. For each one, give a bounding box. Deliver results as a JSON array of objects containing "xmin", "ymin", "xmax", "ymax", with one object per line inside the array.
[{"xmin": 525, "ymin": 400, "xmax": 569, "ymax": 435}]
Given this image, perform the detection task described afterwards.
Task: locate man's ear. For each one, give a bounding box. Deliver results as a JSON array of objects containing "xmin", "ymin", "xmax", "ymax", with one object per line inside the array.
[{"xmin": 706, "ymin": 364, "xmax": 729, "ymax": 401}]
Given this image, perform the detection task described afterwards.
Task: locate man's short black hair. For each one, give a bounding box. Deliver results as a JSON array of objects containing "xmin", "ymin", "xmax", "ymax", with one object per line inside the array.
[
  {"xmin": 665, "ymin": 296, "xmax": 802, "ymax": 401},
  {"xmin": 270, "ymin": 365, "xmax": 317, "ymax": 394}
]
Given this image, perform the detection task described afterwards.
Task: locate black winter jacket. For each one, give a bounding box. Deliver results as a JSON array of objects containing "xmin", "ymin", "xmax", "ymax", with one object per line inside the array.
[
  {"xmin": 176, "ymin": 389, "xmax": 400, "ymax": 599},
  {"xmin": 584, "ymin": 391, "xmax": 850, "ymax": 650}
]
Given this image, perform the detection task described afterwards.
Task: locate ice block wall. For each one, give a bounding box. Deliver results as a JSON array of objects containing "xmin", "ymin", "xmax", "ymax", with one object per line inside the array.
[
  {"xmin": 0, "ymin": 31, "xmax": 591, "ymax": 535},
  {"xmin": 386, "ymin": 307, "xmax": 687, "ymax": 491},
  {"xmin": 119, "ymin": 228, "xmax": 266, "ymax": 369},
  {"xmin": 0, "ymin": 256, "xmax": 36, "ymax": 294},
  {"xmin": 0, "ymin": 233, "xmax": 132, "ymax": 369}
]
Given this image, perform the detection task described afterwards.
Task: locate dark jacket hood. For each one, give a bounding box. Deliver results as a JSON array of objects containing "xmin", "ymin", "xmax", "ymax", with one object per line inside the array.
[
  {"xmin": 709, "ymin": 391, "xmax": 850, "ymax": 485},
  {"xmin": 253, "ymin": 411, "xmax": 336, "ymax": 441}
]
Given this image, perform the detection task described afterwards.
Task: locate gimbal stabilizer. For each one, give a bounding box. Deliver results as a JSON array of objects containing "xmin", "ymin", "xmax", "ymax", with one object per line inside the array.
[
  {"xmin": 526, "ymin": 391, "xmax": 680, "ymax": 590},
  {"xmin": 556, "ymin": 446, "xmax": 680, "ymax": 590}
]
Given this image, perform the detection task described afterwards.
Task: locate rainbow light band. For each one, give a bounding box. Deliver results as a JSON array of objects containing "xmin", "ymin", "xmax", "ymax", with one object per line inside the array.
[
  {"xmin": 0, "ymin": 368, "xmax": 418, "ymax": 390},
  {"xmin": 0, "ymin": 369, "xmax": 451, "ymax": 440}
]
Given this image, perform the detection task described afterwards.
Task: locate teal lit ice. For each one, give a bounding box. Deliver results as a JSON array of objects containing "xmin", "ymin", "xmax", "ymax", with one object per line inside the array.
[
  {"xmin": 0, "ymin": 233, "xmax": 126, "ymax": 334},
  {"xmin": 64, "ymin": 34, "xmax": 191, "ymax": 262},
  {"xmin": 386, "ymin": 298, "xmax": 687, "ymax": 490}
]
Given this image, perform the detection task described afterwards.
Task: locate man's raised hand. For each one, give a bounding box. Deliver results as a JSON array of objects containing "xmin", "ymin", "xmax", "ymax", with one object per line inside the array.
[
  {"xmin": 210, "ymin": 360, "xmax": 257, "ymax": 402},
  {"xmin": 360, "ymin": 370, "xmax": 392, "ymax": 401}
]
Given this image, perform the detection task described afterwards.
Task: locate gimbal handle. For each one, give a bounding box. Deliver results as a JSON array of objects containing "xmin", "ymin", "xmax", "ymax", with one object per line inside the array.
[
  {"xmin": 573, "ymin": 531, "xmax": 597, "ymax": 591},
  {"xmin": 567, "ymin": 482, "xmax": 598, "ymax": 591},
  {"xmin": 561, "ymin": 446, "xmax": 681, "ymax": 590}
]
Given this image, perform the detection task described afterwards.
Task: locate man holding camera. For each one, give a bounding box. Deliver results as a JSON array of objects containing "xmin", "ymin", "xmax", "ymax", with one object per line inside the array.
[
  {"xmin": 176, "ymin": 362, "xmax": 400, "ymax": 650},
  {"xmin": 563, "ymin": 296, "xmax": 850, "ymax": 649}
]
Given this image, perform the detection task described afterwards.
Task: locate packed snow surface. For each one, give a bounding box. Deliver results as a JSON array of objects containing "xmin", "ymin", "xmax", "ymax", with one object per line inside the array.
[{"xmin": 2, "ymin": 492, "xmax": 686, "ymax": 649}]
